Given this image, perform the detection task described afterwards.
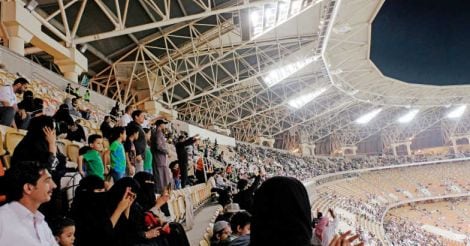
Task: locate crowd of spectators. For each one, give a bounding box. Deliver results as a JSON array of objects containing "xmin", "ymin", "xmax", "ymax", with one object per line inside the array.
[
  {"xmin": 384, "ymin": 216, "xmax": 441, "ymax": 245},
  {"xmin": 0, "ymin": 76, "xmax": 466, "ymax": 246}
]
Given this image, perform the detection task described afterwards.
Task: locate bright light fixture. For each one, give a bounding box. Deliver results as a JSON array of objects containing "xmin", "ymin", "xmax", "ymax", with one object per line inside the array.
[
  {"xmin": 290, "ymin": 0, "xmax": 302, "ymax": 14},
  {"xmin": 250, "ymin": 9, "xmax": 263, "ymax": 35},
  {"xmin": 397, "ymin": 109, "xmax": 419, "ymax": 123},
  {"xmin": 447, "ymin": 105, "xmax": 467, "ymax": 119},
  {"xmin": 263, "ymin": 56, "xmax": 314, "ymax": 87},
  {"xmin": 24, "ymin": 0, "xmax": 38, "ymax": 12},
  {"xmin": 287, "ymin": 88, "xmax": 327, "ymax": 109},
  {"xmin": 355, "ymin": 108, "xmax": 382, "ymax": 124}
]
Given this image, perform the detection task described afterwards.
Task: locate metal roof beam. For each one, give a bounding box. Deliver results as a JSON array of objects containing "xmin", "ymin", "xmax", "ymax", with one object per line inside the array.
[{"xmin": 74, "ymin": 0, "xmax": 277, "ymax": 44}]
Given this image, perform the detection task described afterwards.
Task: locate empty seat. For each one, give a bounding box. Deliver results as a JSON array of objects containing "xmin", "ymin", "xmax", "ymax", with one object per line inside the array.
[
  {"xmin": 5, "ymin": 130, "xmax": 25, "ymax": 155},
  {"xmin": 66, "ymin": 143, "xmax": 82, "ymax": 164}
]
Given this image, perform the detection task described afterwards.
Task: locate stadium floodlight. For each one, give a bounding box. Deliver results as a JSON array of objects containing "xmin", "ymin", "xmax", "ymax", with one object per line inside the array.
[
  {"xmin": 355, "ymin": 108, "xmax": 382, "ymax": 124},
  {"xmin": 397, "ymin": 109, "xmax": 419, "ymax": 123},
  {"xmin": 287, "ymin": 87, "xmax": 327, "ymax": 109},
  {"xmin": 263, "ymin": 56, "xmax": 315, "ymax": 87},
  {"xmin": 264, "ymin": 7, "xmax": 277, "ymax": 27},
  {"xmin": 447, "ymin": 105, "xmax": 467, "ymax": 119},
  {"xmin": 250, "ymin": 9, "xmax": 263, "ymax": 35},
  {"xmin": 24, "ymin": 0, "xmax": 38, "ymax": 12}
]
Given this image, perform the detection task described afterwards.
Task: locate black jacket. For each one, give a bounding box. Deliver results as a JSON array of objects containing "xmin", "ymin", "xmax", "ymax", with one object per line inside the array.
[
  {"xmin": 233, "ymin": 175, "xmax": 261, "ymax": 213},
  {"xmin": 174, "ymin": 137, "xmax": 196, "ymax": 166}
]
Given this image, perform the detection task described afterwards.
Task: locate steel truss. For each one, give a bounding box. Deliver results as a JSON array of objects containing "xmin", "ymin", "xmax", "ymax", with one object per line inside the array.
[{"xmin": 18, "ymin": 0, "xmax": 470, "ymax": 153}]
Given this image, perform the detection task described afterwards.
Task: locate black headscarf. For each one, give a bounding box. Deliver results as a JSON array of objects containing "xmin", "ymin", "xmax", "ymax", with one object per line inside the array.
[
  {"xmin": 107, "ymin": 177, "xmax": 140, "ymax": 213},
  {"xmin": 70, "ymin": 175, "xmax": 106, "ymax": 219},
  {"xmin": 134, "ymin": 171, "xmax": 156, "ymax": 211},
  {"xmin": 11, "ymin": 115, "xmax": 55, "ymax": 168},
  {"xmin": 250, "ymin": 176, "xmax": 312, "ymax": 246}
]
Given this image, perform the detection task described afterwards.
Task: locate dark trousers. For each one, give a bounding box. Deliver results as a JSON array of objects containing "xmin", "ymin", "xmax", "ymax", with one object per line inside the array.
[
  {"xmin": 195, "ymin": 170, "xmax": 205, "ymax": 184},
  {"xmin": 0, "ymin": 107, "xmax": 15, "ymax": 126},
  {"xmin": 179, "ymin": 161, "xmax": 188, "ymax": 188}
]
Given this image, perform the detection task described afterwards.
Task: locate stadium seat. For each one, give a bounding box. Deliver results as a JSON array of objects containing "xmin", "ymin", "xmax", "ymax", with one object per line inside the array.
[
  {"xmin": 5, "ymin": 130, "xmax": 25, "ymax": 154},
  {"xmin": 57, "ymin": 139, "xmax": 71, "ymax": 156},
  {"xmin": 66, "ymin": 142, "xmax": 82, "ymax": 164}
]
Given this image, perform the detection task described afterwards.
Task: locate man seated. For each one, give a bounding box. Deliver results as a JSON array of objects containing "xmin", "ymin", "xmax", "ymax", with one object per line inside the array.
[
  {"xmin": 229, "ymin": 211, "xmax": 251, "ymax": 246},
  {"xmin": 0, "ymin": 161, "xmax": 58, "ymax": 245},
  {"xmin": 0, "ymin": 77, "xmax": 29, "ymax": 127},
  {"xmin": 211, "ymin": 220, "xmax": 232, "ymax": 246}
]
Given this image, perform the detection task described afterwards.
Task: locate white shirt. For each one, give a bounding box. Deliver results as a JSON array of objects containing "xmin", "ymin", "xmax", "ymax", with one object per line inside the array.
[
  {"xmin": 119, "ymin": 113, "xmax": 132, "ymax": 127},
  {"xmin": 0, "ymin": 85, "xmax": 17, "ymax": 107},
  {"xmin": 0, "ymin": 202, "xmax": 58, "ymax": 246}
]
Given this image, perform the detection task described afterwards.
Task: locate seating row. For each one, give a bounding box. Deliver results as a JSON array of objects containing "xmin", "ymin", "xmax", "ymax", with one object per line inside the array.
[{"xmin": 199, "ymin": 206, "xmax": 223, "ymax": 246}]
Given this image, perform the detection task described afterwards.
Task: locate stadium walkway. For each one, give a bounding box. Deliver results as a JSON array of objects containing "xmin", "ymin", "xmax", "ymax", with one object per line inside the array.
[{"xmin": 187, "ymin": 203, "xmax": 220, "ymax": 246}]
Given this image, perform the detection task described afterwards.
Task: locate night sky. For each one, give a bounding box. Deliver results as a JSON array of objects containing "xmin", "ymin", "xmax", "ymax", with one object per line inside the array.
[{"xmin": 371, "ymin": 0, "xmax": 470, "ymax": 85}]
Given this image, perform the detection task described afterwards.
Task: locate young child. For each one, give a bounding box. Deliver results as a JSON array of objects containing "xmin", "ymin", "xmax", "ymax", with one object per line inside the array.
[
  {"xmin": 82, "ymin": 134, "xmax": 105, "ymax": 179},
  {"xmin": 50, "ymin": 217, "xmax": 75, "ymax": 246},
  {"xmin": 108, "ymin": 127, "xmax": 127, "ymax": 182},
  {"xmin": 125, "ymin": 124, "xmax": 140, "ymax": 176},
  {"xmin": 143, "ymin": 128, "xmax": 153, "ymax": 174},
  {"xmin": 169, "ymin": 160, "xmax": 181, "ymax": 189}
]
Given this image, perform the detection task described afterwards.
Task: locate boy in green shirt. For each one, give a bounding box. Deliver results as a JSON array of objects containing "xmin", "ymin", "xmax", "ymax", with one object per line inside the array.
[
  {"xmin": 143, "ymin": 128, "xmax": 153, "ymax": 174},
  {"xmin": 108, "ymin": 127, "xmax": 127, "ymax": 181},
  {"xmin": 82, "ymin": 134, "xmax": 105, "ymax": 179}
]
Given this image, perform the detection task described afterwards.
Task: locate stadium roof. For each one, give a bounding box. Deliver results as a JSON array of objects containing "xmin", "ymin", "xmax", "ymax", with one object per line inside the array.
[{"xmin": 28, "ymin": 0, "xmax": 470, "ymax": 148}]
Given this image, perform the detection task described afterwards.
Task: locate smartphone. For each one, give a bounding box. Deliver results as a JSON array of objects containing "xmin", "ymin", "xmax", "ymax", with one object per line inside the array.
[{"xmin": 164, "ymin": 183, "xmax": 172, "ymax": 195}]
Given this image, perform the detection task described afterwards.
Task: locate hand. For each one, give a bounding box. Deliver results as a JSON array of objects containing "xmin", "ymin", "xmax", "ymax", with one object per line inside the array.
[
  {"xmin": 145, "ymin": 227, "xmax": 161, "ymax": 239},
  {"xmin": 156, "ymin": 191, "xmax": 170, "ymax": 209},
  {"xmin": 128, "ymin": 165, "xmax": 135, "ymax": 176},
  {"xmin": 136, "ymin": 155, "xmax": 143, "ymax": 161},
  {"xmin": 43, "ymin": 127, "xmax": 56, "ymax": 144},
  {"xmin": 328, "ymin": 231, "xmax": 363, "ymax": 246},
  {"xmin": 117, "ymin": 187, "xmax": 136, "ymax": 212},
  {"xmin": 18, "ymin": 109, "xmax": 27, "ymax": 119}
]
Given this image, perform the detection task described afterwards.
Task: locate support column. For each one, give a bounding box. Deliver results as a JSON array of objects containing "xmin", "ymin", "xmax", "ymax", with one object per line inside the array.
[
  {"xmin": 451, "ymin": 138, "xmax": 458, "ymax": 154},
  {"xmin": 8, "ymin": 36, "xmax": 26, "ymax": 56},
  {"xmin": 55, "ymin": 49, "xmax": 87, "ymax": 83},
  {"xmin": 391, "ymin": 144, "xmax": 398, "ymax": 157},
  {"xmin": 310, "ymin": 144, "xmax": 316, "ymax": 156},
  {"xmin": 300, "ymin": 143, "xmax": 309, "ymax": 156},
  {"xmin": 406, "ymin": 142, "xmax": 412, "ymax": 156},
  {"xmin": 266, "ymin": 138, "xmax": 275, "ymax": 148},
  {"xmin": 2, "ymin": 0, "xmax": 88, "ymax": 80}
]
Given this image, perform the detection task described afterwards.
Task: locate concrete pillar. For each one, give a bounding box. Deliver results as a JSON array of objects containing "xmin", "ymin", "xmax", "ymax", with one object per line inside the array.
[
  {"xmin": 406, "ymin": 143, "xmax": 412, "ymax": 156},
  {"xmin": 8, "ymin": 36, "xmax": 25, "ymax": 56},
  {"xmin": 451, "ymin": 138, "xmax": 458, "ymax": 154},
  {"xmin": 391, "ymin": 144, "xmax": 398, "ymax": 157},
  {"xmin": 2, "ymin": 0, "xmax": 88, "ymax": 80},
  {"xmin": 54, "ymin": 52, "xmax": 88, "ymax": 82},
  {"xmin": 300, "ymin": 143, "xmax": 310, "ymax": 156}
]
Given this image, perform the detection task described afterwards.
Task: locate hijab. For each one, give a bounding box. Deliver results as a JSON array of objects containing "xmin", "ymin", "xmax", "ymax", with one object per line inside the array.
[
  {"xmin": 134, "ymin": 171, "xmax": 156, "ymax": 211},
  {"xmin": 11, "ymin": 116, "xmax": 55, "ymax": 167},
  {"xmin": 107, "ymin": 177, "xmax": 140, "ymax": 213},
  {"xmin": 70, "ymin": 175, "xmax": 106, "ymax": 219},
  {"xmin": 250, "ymin": 176, "xmax": 312, "ymax": 246}
]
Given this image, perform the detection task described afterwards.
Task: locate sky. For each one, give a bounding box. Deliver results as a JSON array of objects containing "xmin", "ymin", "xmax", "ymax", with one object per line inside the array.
[{"xmin": 371, "ymin": 0, "xmax": 470, "ymax": 85}]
